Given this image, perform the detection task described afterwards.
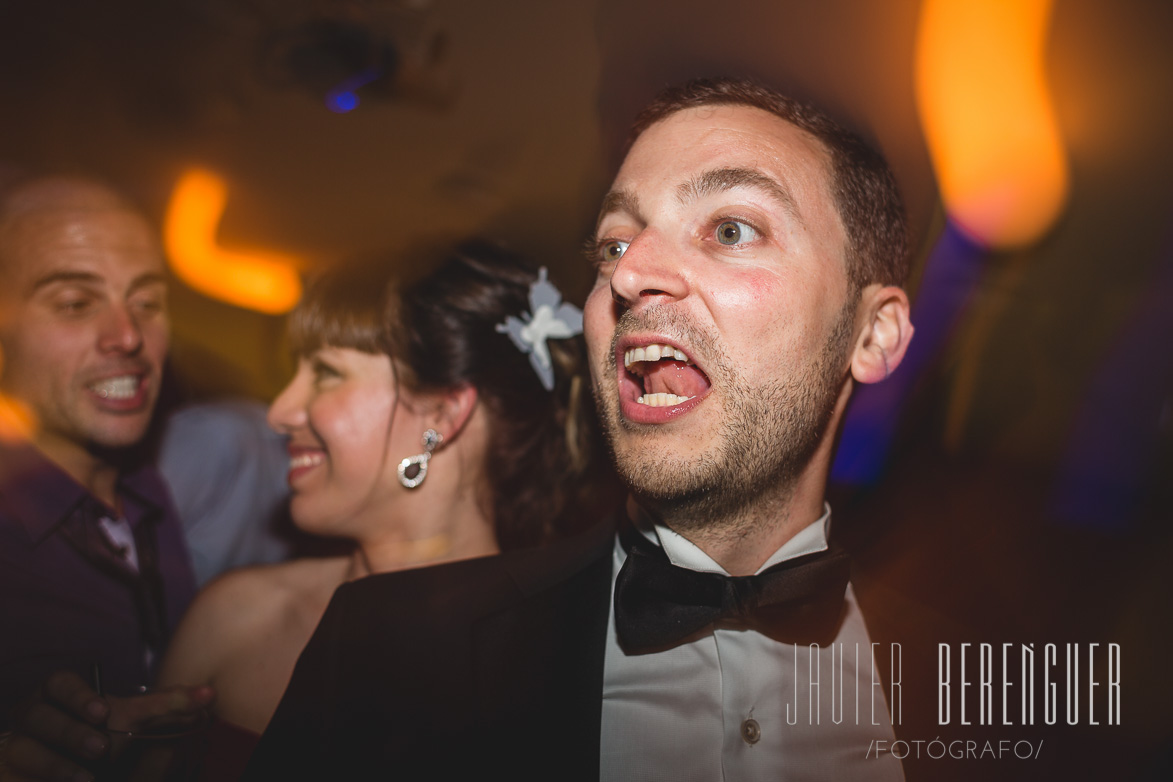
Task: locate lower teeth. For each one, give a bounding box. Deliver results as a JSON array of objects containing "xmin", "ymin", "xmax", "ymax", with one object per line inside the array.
[{"xmin": 637, "ymin": 392, "xmax": 692, "ymax": 407}]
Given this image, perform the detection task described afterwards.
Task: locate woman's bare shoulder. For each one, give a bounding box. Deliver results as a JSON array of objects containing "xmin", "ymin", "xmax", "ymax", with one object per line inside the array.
[
  {"xmin": 202, "ymin": 557, "xmax": 348, "ymax": 621},
  {"xmin": 158, "ymin": 557, "xmax": 348, "ymax": 686}
]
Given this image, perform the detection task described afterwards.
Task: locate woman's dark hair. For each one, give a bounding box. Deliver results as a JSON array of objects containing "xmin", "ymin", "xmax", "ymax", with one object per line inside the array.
[{"xmin": 289, "ymin": 239, "xmax": 605, "ymax": 549}]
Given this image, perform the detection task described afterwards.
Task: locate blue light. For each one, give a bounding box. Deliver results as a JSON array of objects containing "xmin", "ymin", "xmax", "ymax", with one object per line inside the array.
[
  {"xmin": 831, "ymin": 222, "xmax": 985, "ymax": 487},
  {"xmin": 324, "ymin": 67, "xmax": 382, "ymax": 114},
  {"xmin": 327, "ymin": 91, "xmax": 359, "ymax": 113}
]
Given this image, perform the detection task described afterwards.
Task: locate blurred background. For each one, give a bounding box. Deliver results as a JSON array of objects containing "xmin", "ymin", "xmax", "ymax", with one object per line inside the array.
[{"xmin": 1, "ymin": 0, "xmax": 1170, "ymax": 776}]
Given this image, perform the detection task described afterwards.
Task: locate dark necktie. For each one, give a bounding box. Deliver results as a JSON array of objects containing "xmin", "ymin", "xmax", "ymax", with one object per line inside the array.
[{"xmin": 613, "ymin": 522, "xmax": 851, "ymax": 652}]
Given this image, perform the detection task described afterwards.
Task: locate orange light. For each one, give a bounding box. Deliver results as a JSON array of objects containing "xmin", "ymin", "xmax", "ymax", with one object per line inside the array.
[
  {"xmin": 0, "ymin": 393, "xmax": 37, "ymax": 443},
  {"xmin": 163, "ymin": 169, "xmax": 303, "ymax": 314},
  {"xmin": 0, "ymin": 346, "xmax": 37, "ymax": 442},
  {"xmin": 915, "ymin": 0, "xmax": 1069, "ymax": 248}
]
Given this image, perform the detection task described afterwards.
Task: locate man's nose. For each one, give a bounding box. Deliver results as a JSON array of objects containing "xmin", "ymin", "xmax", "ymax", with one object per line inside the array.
[
  {"xmin": 97, "ymin": 304, "xmax": 144, "ymax": 354},
  {"xmin": 608, "ymin": 231, "xmax": 690, "ymax": 310}
]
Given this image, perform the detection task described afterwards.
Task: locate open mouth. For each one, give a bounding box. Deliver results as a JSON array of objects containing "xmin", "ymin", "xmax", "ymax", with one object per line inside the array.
[
  {"xmin": 621, "ymin": 341, "xmax": 711, "ymax": 410},
  {"xmin": 286, "ymin": 447, "xmax": 326, "ymax": 485},
  {"xmin": 86, "ymin": 374, "xmax": 149, "ymax": 409},
  {"xmin": 89, "ymin": 375, "xmax": 141, "ymax": 400}
]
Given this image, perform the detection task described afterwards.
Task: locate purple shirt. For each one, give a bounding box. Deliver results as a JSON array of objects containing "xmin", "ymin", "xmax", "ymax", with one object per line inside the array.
[{"xmin": 0, "ymin": 441, "xmax": 196, "ymax": 724}]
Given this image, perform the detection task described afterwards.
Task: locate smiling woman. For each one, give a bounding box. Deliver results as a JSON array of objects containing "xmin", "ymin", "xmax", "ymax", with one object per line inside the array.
[{"xmin": 155, "ymin": 239, "xmax": 604, "ymax": 777}]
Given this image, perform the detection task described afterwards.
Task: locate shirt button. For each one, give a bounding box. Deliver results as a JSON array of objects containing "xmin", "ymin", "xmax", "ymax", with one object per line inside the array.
[{"xmin": 740, "ymin": 718, "xmax": 761, "ymax": 745}]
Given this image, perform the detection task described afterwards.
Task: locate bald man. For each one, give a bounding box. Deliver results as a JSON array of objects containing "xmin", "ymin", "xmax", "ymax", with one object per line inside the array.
[{"xmin": 0, "ymin": 176, "xmax": 197, "ymax": 726}]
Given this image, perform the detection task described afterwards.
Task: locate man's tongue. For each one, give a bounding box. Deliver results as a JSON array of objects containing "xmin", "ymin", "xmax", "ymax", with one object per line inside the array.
[{"xmin": 642, "ymin": 360, "xmax": 710, "ymax": 398}]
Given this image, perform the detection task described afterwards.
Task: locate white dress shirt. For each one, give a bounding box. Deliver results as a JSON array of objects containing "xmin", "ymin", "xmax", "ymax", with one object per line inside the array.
[
  {"xmin": 97, "ymin": 514, "xmax": 140, "ymax": 572},
  {"xmin": 600, "ymin": 505, "xmax": 904, "ymax": 781}
]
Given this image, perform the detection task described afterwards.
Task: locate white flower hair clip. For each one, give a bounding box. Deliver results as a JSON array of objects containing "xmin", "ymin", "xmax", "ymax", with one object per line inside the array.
[{"xmin": 495, "ymin": 267, "xmax": 583, "ymax": 390}]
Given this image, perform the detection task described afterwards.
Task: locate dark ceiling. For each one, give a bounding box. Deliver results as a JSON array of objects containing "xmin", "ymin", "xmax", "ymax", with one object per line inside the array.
[{"xmin": 1, "ymin": 0, "xmax": 607, "ymax": 396}]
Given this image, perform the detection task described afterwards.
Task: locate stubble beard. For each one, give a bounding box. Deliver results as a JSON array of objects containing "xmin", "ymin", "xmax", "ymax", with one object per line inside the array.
[{"xmin": 594, "ymin": 303, "xmax": 856, "ymax": 536}]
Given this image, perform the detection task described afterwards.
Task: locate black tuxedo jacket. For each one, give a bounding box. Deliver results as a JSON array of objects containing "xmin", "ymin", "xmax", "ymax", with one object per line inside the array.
[
  {"xmin": 244, "ymin": 519, "xmax": 985, "ymax": 781},
  {"xmin": 244, "ymin": 520, "xmax": 617, "ymax": 781}
]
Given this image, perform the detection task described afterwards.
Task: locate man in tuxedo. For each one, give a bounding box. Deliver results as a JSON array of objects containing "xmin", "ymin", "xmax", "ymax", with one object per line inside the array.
[
  {"xmin": 0, "ymin": 176, "xmax": 204, "ymax": 775},
  {"xmin": 583, "ymin": 77, "xmax": 913, "ymax": 779},
  {"xmin": 242, "ymin": 76, "xmax": 914, "ymax": 781}
]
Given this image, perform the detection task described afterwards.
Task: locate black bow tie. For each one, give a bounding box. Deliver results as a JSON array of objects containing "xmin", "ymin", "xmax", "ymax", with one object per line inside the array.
[{"xmin": 613, "ymin": 522, "xmax": 850, "ymax": 652}]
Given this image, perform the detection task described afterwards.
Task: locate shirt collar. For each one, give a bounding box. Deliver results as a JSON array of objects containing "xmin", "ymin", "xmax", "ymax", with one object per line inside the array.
[
  {"xmin": 0, "ymin": 440, "xmax": 91, "ymax": 543},
  {"xmin": 628, "ymin": 500, "xmax": 832, "ymax": 576},
  {"xmin": 0, "ymin": 440, "xmax": 166, "ymax": 544}
]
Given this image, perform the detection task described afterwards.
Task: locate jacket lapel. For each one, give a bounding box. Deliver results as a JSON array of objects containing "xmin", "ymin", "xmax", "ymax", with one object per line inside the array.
[{"xmin": 472, "ymin": 520, "xmax": 615, "ymax": 780}]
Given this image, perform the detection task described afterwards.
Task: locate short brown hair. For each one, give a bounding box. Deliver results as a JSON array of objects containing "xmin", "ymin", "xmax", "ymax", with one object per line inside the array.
[{"xmin": 628, "ymin": 77, "xmax": 910, "ymax": 293}]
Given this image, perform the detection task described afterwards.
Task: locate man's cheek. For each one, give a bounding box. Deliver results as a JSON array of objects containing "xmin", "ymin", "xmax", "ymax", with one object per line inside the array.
[{"xmin": 145, "ymin": 327, "xmax": 171, "ymax": 361}]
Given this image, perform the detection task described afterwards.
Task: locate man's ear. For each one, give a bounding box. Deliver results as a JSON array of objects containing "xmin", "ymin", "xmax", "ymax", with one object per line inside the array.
[
  {"xmin": 850, "ymin": 284, "xmax": 914, "ymax": 385},
  {"xmin": 428, "ymin": 384, "xmax": 479, "ymax": 446}
]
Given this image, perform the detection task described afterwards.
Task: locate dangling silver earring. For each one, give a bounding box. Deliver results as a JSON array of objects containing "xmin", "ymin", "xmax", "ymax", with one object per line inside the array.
[{"xmin": 397, "ymin": 429, "xmax": 442, "ymax": 489}]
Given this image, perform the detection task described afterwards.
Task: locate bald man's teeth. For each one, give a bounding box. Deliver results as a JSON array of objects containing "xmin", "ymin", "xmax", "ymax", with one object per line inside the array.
[
  {"xmin": 636, "ymin": 393, "xmax": 693, "ymax": 407},
  {"xmin": 90, "ymin": 376, "xmax": 138, "ymax": 400}
]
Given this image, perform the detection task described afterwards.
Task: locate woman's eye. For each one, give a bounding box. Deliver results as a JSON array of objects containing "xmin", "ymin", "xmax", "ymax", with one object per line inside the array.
[
  {"xmin": 599, "ymin": 239, "xmax": 629, "ymax": 263},
  {"xmin": 715, "ymin": 220, "xmax": 759, "ymax": 246},
  {"xmin": 311, "ymin": 360, "xmax": 341, "ymax": 383}
]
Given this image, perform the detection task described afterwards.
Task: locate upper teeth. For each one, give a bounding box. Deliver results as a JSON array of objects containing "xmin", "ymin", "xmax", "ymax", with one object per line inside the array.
[
  {"xmin": 90, "ymin": 376, "xmax": 137, "ymax": 400},
  {"xmin": 290, "ymin": 453, "xmax": 325, "ymax": 470},
  {"xmin": 624, "ymin": 343, "xmax": 690, "ymax": 370}
]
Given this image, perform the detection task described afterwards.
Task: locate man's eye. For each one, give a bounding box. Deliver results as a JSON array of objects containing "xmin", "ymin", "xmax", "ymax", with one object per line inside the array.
[
  {"xmin": 131, "ymin": 296, "xmax": 165, "ymax": 315},
  {"xmin": 56, "ymin": 298, "xmax": 93, "ymax": 315},
  {"xmin": 715, "ymin": 220, "xmax": 759, "ymax": 246},
  {"xmin": 599, "ymin": 240, "xmax": 630, "ymax": 263}
]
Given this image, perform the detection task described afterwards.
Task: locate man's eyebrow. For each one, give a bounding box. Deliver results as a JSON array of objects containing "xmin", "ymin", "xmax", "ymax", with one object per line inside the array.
[
  {"xmin": 127, "ymin": 272, "xmax": 168, "ymax": 292},
  {"xmin": 677, "ymin": 167, "xmax": 804, "ymax": 226},
  {"xmin": 27, "ymin": 270, "xmax": 168, "ymax": 296},
  {"xmin": 27, "ymin": 270, "xmax": 103, "ymax": 294},
  {"xmin": 594, "ymin": 188, "xmax": 640, "ymax": 232}
]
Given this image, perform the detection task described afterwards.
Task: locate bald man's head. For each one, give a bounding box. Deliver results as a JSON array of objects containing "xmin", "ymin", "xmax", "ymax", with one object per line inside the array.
[
  {"xmin": 0, "ymin": 177, "xmax": 145, "ymax": 288},
  {"xmin": 0, "ymin": 176, "xmax": 170, "ymax": 469},
  {"xmin": 0, "ymin": 176, "xmax": 134, "ymax": 217}
]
